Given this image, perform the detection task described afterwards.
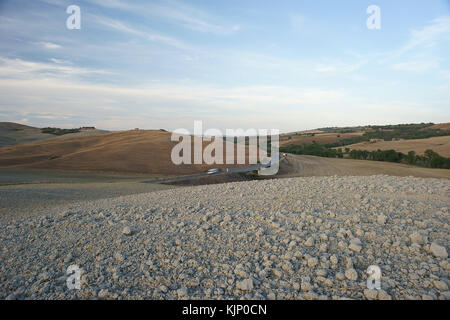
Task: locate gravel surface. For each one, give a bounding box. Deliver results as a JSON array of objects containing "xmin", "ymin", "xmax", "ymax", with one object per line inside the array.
[{"xmin": 1, "ymin": 175, "xmax": 449, "ymax": 300}]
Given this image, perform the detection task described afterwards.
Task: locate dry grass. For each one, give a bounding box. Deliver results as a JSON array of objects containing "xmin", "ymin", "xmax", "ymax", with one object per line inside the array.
[
  {"xmin": 280, "ymin": 131, "xmax": 364, "ymax": 147},
  {"xmin": 0, "ymin": 130, "xmax": 252, "ymax": 176},
  {"xmin": 340, "ymin": 136, "xmax": 450, "ymax": 157}
]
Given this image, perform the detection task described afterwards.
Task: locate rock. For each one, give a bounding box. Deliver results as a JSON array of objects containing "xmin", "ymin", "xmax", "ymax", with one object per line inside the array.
[
  {"xmin": 272, "ymin": 269, "xmax": 283, "ymax": 278},
  {"xmin": 430, "ymin": 242, "xmax": 448, "ymax": 258},
  {"xmin": 267, "ymin": 292, "xmax": 276, "ymax": 300},
  {"xmin": 307, "ymin": 257, "xmax": 318, "ymax": 267},
  {"xmin": 330, "ymin": 255, "xmax": 338, "ymax": 265},
  {"xmin": 236, "ymin": 278, "xmax": 254, "ymax": 291},
  {"xmin": 364, "ymin": 289, "xmax": 378, "ymax": 300},
  {"xmin": 303, "ymin": 291, "xmax": 318, "ymax": 300},
  {"xmin": 301, "ymin": 281, "xmax": 312, "ymax": 291},
  {"xmin": 305, "ymin": 237, "xmax": 315, "ymax": 247},
  {"xmin": 336, "ymin": 272, "xmax": 346, "ymax": 281},
  {"xmin": 98, "ymin": 289, "xmax": 109, "ymax": 299},
  {"xmin": 5, "ymin": 294, "xmax": 16, "ymax": 300},
  {"xmin": 441, "ymin": 291, "xmax": 450, "ymax": 300},
  {"xmin": 293, "ymin": 282, "xmax": 300, "ymax": 290},
  {"xmin": 377, "ymin": 289, "xmax": 392, "ymax": 300},
  {"xmin": 344, "ymin": 268, "xmax": 358, "ymax": 281},
  {"xmin": 410, "ymin": 232, "xmax": 423, "ymax": 244},
  {"xmin": 114, "ymin": 251, "xmax": 124, "ymax": 262},
  {"xmin": 177, "ymin": 287, "xmax": 188, "ymax": 297},
  {"xmin": 349, "ymin": 238, "xmax": 362, "ymax": 253},
  {"xmin": 39, "ymin": 272, "xmax": 52, "ymax": 281},
  {"xmin": 433, "ymin": 280, "xmax": 448, "ymax": 291},
  {"xmin": 377, "ymin": 214, "xmax": 387, "ymax": 225},
  {"xmin": 159, "ymin": 285, "xmax": 168, "ymax": 293},
  {"xmin": 122, "ymin": 226, "xmax": 132, "ymax": 236}
]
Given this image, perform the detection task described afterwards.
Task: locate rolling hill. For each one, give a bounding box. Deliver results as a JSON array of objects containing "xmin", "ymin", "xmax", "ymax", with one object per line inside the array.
[
  {"xmin": 0, "ymin": 122, "xmax": 108, "ymax": 147},
  {"xmin": 340, "ymin": 135, "xmax": 450, "ymax": 157},
  {"xmin": 0, "ymin": 129, "xmax": 251, "ymax": 176}
]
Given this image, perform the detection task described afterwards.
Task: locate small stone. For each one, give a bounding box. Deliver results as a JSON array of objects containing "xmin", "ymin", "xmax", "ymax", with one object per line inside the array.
[
  {"xmin": 303, "ymin": 291, "xmax": 319, "ymax": 300},
  {"xmin": 98, "ymin": 289, "xmax": 109, "ymax": 299},
  {"xmin": 301, "ymin": 281, "xmax": 311, "ymax": 291},
  {"xmin": 305, "ymin": 237, "xmax": 315, "ymax": 247},
  {"xmin": 377, "ymin": 289, "xmax": 392, "ymax": 300},
  {"xmin": 114, "ymin": 251, "xmax": 124, "ymax": 262},
  {"xmin": 344, "ymin": 268, "xmax": 358, "ymax": 281},
  {"xmin": 364, "ymin": 289, "xmax": 378, "ymax": 300},
  {"xmin": 430, "ymin": 242, "xmax": 448, "ymax": 258},
  {"xmin": 122, "ymin": 226, "xmax": 132, "ymax": 236},
  {"xmin": 272, "ymin": 269, "xmax": 283, "ymax": 278},
  {"xmin": 293, "ymin": 282, "xmax": 300, "ymax": 290},
  {"xmin": 307, "ymin": 257, "xmax": 318, "ymax": 267},
  {"xmin": 410, "ymin": 232, "xmax": 423, "ymax": 244},
  {"xmin": 267, "ymin": 292, "xmax": 276, "ymax": 300},
  {"xmin": 177, "ymin": 287, "xmax": 188, "ymax": 297},
  {"xmin": 336, "ymin": 272, "xmax": 346, "ymax": 280},
  {"xmin": 39, "ymin": 272, "xmax": 51, "ymax": 281},
  {"xmin": 433, "ymin": 280, "xmax": 448, "ymax": 291},
  {"xmin": 349, "ymin": 238, "xmax": 362, "ymax": 253},
  {"xmin": 377, "ymin": 214, "xmax": 387, "ymax": 225},
  {"xmin": 330, "ymin": 255, "xmax": 338, "ymax": 265},
  {"xmin": 159, "ymin": 285, "xmax": 168, "ymax": 293},
  {"xmin": 236, "ymin": 278, "xmax": 254, "ymax": 291}
]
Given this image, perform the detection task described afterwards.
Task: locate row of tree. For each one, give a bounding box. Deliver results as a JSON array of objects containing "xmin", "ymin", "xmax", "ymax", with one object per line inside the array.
[
  {"xmin": 280, "ymin": 143, "xmax": 450, "ymax": 169},
  {"xmin": 280, "ymin": 143, "xmax": 343, "ymax": 158},
  {"xmin": 325, "ymin": 123, "xmax": 450, "ymax": 148},
  {"xmin": 348, "ymin": 149, "xmax": 450, "ymax": 169}
]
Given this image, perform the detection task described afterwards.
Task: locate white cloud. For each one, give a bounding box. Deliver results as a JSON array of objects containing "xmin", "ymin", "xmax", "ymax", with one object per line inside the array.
[
  {"xmin": 91, "ymin": 14, "xmax": 188, "ymax": 49},
  {"xmin": 385, "ymin": 16, "xmax": 450, "ymax": 61},
  {"xmin": 0, "ymin": 57, "xmax": 110, "ymax": 79},
  {"xmin": 40, "ymin": 42, "xmax": 61, "ymax": 49},
  {"xmin": 1, "ymin": 70, "xmax": 445, "ymax": 132},
  {"xmin": 393, "ymin": 60, "xmax": 440, "ymax": 73},
  {"xmin": 90, "ymin": 0, "xmax": 240, "ymax": 35}
]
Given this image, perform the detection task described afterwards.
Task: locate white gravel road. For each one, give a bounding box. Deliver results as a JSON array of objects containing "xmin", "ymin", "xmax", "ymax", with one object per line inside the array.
[{"xmin": 0, "ymin": 175, "xmax": 449, "ymax": 300}]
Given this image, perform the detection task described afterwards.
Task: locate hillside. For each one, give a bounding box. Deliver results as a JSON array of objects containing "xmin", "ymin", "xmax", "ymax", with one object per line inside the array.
[
  {"xmin": 0, "ymin": 122, "xmax": 54, "ymax": 146},
  {"xmin": 0, "ymin": 122, "xmax": 108, "ymax": 147},
  {"xmin": 280, "ymin": 122, "xmax": 450, "ymax": 148},
  {"xmin": 341, "ymin": 136, "xmax": 450, "ymax": 157},
  {"xmin": 0, "ymin": 129, "xmax": 250, "ymax": 175}
]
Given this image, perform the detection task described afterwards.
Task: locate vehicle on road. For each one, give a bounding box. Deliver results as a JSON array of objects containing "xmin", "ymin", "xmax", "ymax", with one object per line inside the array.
[{"xmin": 207, "ymin": 168, "xmax": 221, "ymax": 175}]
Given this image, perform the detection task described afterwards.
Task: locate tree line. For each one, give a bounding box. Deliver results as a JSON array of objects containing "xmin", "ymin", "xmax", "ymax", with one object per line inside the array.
[{"xmin": 280, "ymin": 144, "xmax": 450, "ymax": 169}]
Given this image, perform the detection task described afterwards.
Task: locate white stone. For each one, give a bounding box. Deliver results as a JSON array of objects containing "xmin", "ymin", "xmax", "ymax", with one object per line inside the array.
[
  {"xmin": 430, "ymin": 242, "xmax": 448, "ymax": 258},
  {"xmin": 344, "ymin": 268, "xmax": 358, "ymax": 281},
  {"xmin": 236, "ymin": 278, "xmax": 254, "ymax": 291}
]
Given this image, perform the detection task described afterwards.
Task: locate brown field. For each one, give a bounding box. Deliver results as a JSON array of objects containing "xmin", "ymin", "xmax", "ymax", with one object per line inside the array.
[
  {"xmin": 340, "ymin": 135, "xmax": 450, "ymax": 157},
  {"xmin": 425, "ymin": 122, "xmax": 450, "ymax": 130},
  {"xmin": 276, "ymin": 154, "xmax": 450, "ymax": 179},
  {"xmin": 0, "ymin": 129, "xmax": 252, "ymax": 176},
  {"xmin": 280, "ymin": 131, "xmax": 364, "ymax": 147},
  {"xmin": 0, "ymin": 122, "xmax": 108, "ymax": 146}
]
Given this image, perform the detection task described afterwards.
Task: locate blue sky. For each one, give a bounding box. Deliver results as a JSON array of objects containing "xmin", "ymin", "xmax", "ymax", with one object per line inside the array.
[{"xmin": 0, "ymin": 0, "xmax": 449, "ymax": 132}]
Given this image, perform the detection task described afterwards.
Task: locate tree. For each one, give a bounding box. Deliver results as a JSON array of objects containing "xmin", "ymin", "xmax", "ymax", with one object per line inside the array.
[{"xmin": 406, "ymin": 151, "xmax": 416, "ymax": 165}]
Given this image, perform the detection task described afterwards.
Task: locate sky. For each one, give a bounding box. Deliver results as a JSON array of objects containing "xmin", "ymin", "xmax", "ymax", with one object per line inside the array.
[{"xmin": 0, "ymin": 0, "xmax": 449, "ymax": 133}]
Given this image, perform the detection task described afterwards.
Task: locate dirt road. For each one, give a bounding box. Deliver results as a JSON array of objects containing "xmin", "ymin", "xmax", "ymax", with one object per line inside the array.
[{"xmin": 277, "ymin": 154, "xmax": 450, "ymax": 179}]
